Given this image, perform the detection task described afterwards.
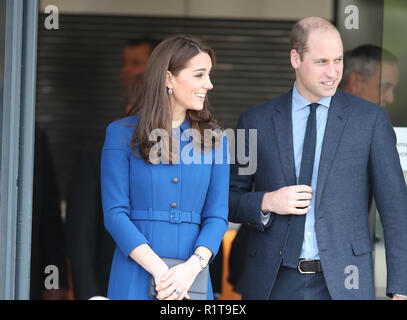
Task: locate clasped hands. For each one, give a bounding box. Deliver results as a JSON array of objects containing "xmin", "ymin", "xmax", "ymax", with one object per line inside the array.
[{"xmin": 153, "ymin": 258, "xmax": 201, "ymax": 300}]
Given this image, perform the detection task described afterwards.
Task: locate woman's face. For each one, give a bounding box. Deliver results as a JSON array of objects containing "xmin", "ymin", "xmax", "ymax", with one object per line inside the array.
[{"xmin": 167, "ymin": 52, "xmax": 213, "ymax": 114}]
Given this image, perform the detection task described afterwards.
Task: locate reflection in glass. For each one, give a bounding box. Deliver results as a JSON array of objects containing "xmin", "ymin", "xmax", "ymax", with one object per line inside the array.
[{"xmin": 375, "ymin": 0, "xmax": 407, "ymax": 300}]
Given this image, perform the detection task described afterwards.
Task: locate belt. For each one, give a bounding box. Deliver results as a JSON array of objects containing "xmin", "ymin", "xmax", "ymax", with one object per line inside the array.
[
  {"xmin": 297, "ymin": 259, "xmax": 323, "ymax": 274},
  {"xmin": 130, "ymin": 209, "xmax": 201, "ymax": 225}
]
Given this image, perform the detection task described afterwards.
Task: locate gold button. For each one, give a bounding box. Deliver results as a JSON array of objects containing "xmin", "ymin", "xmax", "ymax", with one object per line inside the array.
[
  {"xmin": 171, "ymin": 202, "xmax": 177, "ymax": 208},
  {"xmin": 172, "ymin": 177, "xmax": 178, "ymax": 183}
]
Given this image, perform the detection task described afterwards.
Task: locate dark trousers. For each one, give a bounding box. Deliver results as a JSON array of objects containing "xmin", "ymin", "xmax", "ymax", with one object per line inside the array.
[{"xmin": 268, "ymin": 265, "xmax": 331, "ymax": 300}]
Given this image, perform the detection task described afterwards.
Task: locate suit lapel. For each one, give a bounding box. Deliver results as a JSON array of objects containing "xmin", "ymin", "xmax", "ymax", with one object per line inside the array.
[
  {"xmin": 271, "ymin": 90, "xmax": 297, "ymax": 186},
  {"xmin": 315, "ymin": 89, "xmax": 351, "ymax": 212}
]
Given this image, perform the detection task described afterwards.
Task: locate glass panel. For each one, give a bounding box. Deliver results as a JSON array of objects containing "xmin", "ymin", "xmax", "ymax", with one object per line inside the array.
[
  {"xmin": 374, "ymin": 0, "xmax": 407, "ymax": 300},
  {"xmin": 384, "ymin": 1, "xmax": 407, "ymax": 126},
  {"xmin": 338, "ymin": 0, "xmax": 407, "ymax": 300},
  {"xmin": 336, "ymin": 0, "xmax": 400, "ymax": 299}
]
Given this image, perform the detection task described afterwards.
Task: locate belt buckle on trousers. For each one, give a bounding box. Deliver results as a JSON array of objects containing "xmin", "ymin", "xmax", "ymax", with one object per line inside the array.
[{"xmin": 297, "ymin": 259, "xmax": 320, "ymax": 274}]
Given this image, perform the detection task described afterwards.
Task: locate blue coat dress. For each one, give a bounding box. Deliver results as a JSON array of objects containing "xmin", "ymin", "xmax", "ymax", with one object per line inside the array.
[{"xmin": 100, "ymin": 115, "xmax": 229, "ymax": 300}]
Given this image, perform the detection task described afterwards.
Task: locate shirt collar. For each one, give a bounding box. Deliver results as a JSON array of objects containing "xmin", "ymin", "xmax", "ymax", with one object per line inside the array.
[{"xmin": 292, "ymin": 82, "xmax": 332, "ymax": 112}]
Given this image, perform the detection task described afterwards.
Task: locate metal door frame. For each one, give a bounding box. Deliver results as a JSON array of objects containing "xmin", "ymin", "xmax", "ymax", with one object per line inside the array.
[{"xmin": 0, "ymin": 0, "xmax": 38, "ymax": 300}]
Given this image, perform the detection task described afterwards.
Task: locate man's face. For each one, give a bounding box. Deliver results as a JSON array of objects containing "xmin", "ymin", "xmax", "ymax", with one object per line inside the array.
[
  {"xmin": 345, "ymin": 61, "xmax": 399, "ymax": 107},
  {"xmin": 120, "ymin": 43, "xmax": 152, "ymax": 90},
  {"xmin": 352, "ymin": 65, "xmax": 381, "ymax": 105},
  {"xmin": 291, "ymin": 29, "xmax": 343, "ymax": 102},
  {"xmin": 380, "ymin": 61, "xmax": 399, "ymax": 107}
]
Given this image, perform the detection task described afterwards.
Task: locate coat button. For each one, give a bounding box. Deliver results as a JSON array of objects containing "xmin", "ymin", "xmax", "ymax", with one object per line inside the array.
[
  {"xmin": 172, "ymin": 177, "xmax": 178, "ymax": 183},
  {"xmin": 171, "ymin": 202, "xmax": 177, "ymax": 208}
]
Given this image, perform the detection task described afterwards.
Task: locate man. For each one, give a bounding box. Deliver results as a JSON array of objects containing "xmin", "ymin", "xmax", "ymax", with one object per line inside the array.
[
  {"xmin": 340, "ymin": 44, "xmax": 400, "ymax": 241},
  {"xmin": 229, "ymin": 17, "xmax": 407, "ymax": 300},
  {"xmin": 120, "ymin": 38, "xmax": 156, "ymax": 114},
  {"xmin": 66, "ymin": 38, "xmax": 155, "ymax": 299},
  {"xmin": 340, "ymin": 44, "xmax": 399, "ymax": 107}
]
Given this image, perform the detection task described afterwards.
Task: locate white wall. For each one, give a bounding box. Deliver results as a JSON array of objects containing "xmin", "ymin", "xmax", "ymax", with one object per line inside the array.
[{"xmin": 39, "ymin": 0, "xmax": 334, "ymax": 21}]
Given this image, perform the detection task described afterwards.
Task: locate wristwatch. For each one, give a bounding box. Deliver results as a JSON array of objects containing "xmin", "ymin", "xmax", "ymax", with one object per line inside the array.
[
  {"xmin": 394, "ymin": 293, "xmax": 407, "ymax": 299},
  {"xmin": 193, "ymin": 253, "xmax": 208, "ymax": 269}
]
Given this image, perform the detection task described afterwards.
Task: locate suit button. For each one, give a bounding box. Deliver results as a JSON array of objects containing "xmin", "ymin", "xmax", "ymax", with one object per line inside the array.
[
  {"xmin": 279, "ymin": 251, "xmax": 283, "ymax": 256},
  {"xmin": 172, "ymin": 177, "xmax": 178, "ymax": 183},
  {"xmin": 171, "ymin": 202, "xmax": 177, "ymax": 208}
]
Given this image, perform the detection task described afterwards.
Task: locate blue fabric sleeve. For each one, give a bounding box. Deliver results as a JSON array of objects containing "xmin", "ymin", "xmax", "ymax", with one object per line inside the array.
[
  {"xmin": 101, "ymin": 122, "xmax": 149, "ymax": 257},
  {"xmin": 194, "ymin": 134, "xmax": 230, "ymax": 261}
]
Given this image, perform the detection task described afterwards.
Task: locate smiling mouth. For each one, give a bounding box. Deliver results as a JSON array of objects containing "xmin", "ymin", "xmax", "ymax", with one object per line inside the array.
[
  {"xmin": 321, "ymin": 80, "xmax": 335, "ymax": 87},
  {"xmin": 195, "ymin": 93, "xmax": 206, "ymax": 99}
]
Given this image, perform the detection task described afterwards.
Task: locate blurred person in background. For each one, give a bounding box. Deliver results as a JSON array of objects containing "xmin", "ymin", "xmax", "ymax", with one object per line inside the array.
[
  {"xmin": 340, "ymin": 44, "xmax": 400, "ymax": 242},
  {"xmin": 121, "ymin": 37, "xmax": 157, "ymax": 114},
  {"xmin": 340, "ymin": 44, "xmax": 399, "ymax": 108},
  {"xmin": 31, "ymin": 126, "xmax": 69, "ymax": 300}
]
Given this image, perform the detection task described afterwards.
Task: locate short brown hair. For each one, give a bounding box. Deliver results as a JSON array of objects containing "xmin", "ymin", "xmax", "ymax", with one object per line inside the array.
[{"xmin": 290, "ymin": 16, "xmax": 338, "ymax": 60}]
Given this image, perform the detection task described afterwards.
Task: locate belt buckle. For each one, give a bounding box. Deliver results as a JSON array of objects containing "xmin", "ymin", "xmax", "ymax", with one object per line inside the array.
[
  {"xmin": 169, "ymin": 210, "xmax": 181, "ymax": 223},
  {"xmin": 297, "ymin": 259, "xmax": 316, "ymax": 274}
]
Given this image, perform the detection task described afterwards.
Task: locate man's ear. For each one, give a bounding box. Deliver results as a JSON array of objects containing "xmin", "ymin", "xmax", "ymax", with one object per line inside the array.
[
  {"xmin": 166, "ymin": 71, "xmax": 174, "ymax": 89},
  {"xmin": 290, "ymin": 49, "xmax": 301, "ymax": 69},
  {"xmin": 347, "ymin": 71, "xmax": 362, "ymax": 94}
]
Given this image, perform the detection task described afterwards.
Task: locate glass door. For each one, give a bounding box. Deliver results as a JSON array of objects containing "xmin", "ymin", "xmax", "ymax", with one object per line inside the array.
[{"xmin": 375, "ymin": 0, "xmax": 407, "ymax": 299}]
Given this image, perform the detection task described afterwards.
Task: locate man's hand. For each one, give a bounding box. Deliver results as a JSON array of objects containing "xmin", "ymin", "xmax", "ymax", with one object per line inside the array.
[{"xmin": 262, "ymin": 185, "xmax": 313, "ymax": 215}]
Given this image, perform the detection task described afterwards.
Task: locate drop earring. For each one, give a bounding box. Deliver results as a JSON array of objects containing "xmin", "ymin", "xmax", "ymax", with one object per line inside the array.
[{"xmin": 168, "ymin": 88, "xmax": 173, "ymax": 95}]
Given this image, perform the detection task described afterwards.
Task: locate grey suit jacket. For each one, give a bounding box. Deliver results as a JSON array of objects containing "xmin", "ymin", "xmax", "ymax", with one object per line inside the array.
[{"xmin": 228, "ymin": 89, "xmax": 407, "ymax": 299}]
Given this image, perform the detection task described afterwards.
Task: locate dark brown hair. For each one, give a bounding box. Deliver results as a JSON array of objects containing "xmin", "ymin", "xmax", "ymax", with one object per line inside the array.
[{"xmin": 128, "ymin": 34, "xmax": 220, "ymax": 163}]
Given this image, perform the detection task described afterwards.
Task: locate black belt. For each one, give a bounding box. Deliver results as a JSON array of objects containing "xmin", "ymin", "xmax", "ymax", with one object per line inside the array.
[{"xmin": 297, "ymin": 259, "xmax": 323, "ymax": 274}]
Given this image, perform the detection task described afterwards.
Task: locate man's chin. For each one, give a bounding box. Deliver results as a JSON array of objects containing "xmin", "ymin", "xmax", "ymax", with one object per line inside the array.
[{"xmin": 320, "ymin": 86, "xmax": 338, "ymax": 97}]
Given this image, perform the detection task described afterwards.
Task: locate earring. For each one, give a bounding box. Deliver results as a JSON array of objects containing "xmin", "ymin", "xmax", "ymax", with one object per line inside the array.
[{"xmin": 168, "ymin": 88, "xmax": 173, "ymax": 95}]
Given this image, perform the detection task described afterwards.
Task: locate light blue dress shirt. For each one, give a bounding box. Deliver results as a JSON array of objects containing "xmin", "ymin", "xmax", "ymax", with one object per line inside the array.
[{"xmin": 292, "ymin": 83, "xmax": 331, "ymax": 260}]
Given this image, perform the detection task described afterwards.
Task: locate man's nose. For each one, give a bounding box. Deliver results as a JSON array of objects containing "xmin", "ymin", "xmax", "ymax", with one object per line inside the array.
[
  {"xmin": 384, "ymin": 90, "xmax": 395, "ymax": 105},
  {"xmin": 325, "ymin": 63, "xmax": 337, "ymax": 78}
]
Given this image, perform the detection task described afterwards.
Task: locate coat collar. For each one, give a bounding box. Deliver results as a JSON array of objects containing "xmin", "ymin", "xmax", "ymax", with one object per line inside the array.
[
  {"xmin": 270, "ymin": 88, "xmax": 351, "ymax": 204},
  {"xmin": 314, "ymin": 89, "xmax": 350, "ymax": 213},
  {"xmin": 272, "ymin": 89, "xmax": 297, "ymax": 186}
]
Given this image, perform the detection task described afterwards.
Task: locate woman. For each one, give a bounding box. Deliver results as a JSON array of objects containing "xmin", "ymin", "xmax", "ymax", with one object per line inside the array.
[{"xmin": 101, "ymin": 34, "xmax": 229, "ymax": 300}]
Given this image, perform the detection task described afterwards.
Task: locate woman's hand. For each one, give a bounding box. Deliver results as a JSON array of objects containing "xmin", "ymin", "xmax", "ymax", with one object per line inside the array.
[
  {"xmin": 150, "ymin": 260, "xmax": 170, "ymax": 292},
  {"xmin": 155, "ymin": 258, "xmax": 202, "ymax": 300}
]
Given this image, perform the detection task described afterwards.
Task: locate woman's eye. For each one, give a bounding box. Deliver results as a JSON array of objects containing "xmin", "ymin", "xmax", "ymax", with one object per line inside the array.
[{"xmin": 195, "ymin": 73, "xmax": 204, "ymax": 78}]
